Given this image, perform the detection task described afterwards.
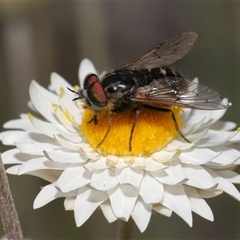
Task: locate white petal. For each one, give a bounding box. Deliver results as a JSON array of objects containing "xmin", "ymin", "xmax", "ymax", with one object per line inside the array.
[
  {"xmin": 79, "ymin": 59, "xmax": 97, "ymax": 89},
  {"xmin": 209, "ymin": 108, "xmax": 228, "ymax": 124},
  {"xmin": 3, "ymin": 118, "xmax": 35, "ymax": 131},
  {"xmin": 84, "ymin": 158, "xmax": 108, "ymax": 171},
  {"xmin": 100, "ymin": 200, "xmax": 117, "ymax": 223},
  {"xmin": 18, "ymin": 157, "xmax": 69, "ymax": 174},
  {"xmin": 56, "ymin": 86, "xmax": 82, "ymax": 126},
  {"xmin": 64, "ymin": 196, "xmax": 75, "ymax": 211},
  {"xmin": 161, "ymin": 184, "xmax": 192, "ymax": 227},
  {"xmin": 179, "ymin": 148, "xmax": 221, "ymax": 165},
  {"xmin": 185, "ymin": 186, "xmax": 213, "ymax": 221},
  {"xmin": 74, "ymin": 186, "xmax": 108, "ymax": 227},
  {"xmin": 50, "ymin": 72, "xmax": 73, "ymax": 94},
  {"xmin": 27, "ymin": 100, "xmax": 37, "ymax": 112},
  {"xmin": 131, "ymin": 197, "xmax": 152, "ymax": 233},
  {"xmin": 197, "ymin": 130, "xmax": 238, "ymax": 147},
  {"xmin": 107, "ymin": 185, "xmax": 138, "ymax": 221},
  {"xmin": 78, "ymin": 143, "xmax": 102, "ymax": 160},
  {"xmin": 211, "ymin": 120, "xmax": 237, "ymax": 131},
  {"xmin": 2, "ymin": 148, "xmax": 33, "ymax": 164},
  {"xmin": 56, "ymin": 127, "xmax": 82, "ymax": 143},
  {"xmin": 123, "ymin": 156, "xmax": 139, "ymax": 166},
  {"xmin": 183, "ymin": 109, "xmax": 211, "ymax": 126},
  {"xmin": 54, "ymin": 106, "xmax": 76, "ymax": 132},
  {"xmin": 128, "ymin": 156, "xmax": 146, "ymax": 168},
  {"xmin": 28, "ymin": 114, "xmax": 63, "ymax": 138},
  {"xmin": 0, "ymin": 131, "xmax": 32, "ymax": 146},
  {"xmin": 151, "ymin": 150, "xmax": 178, "ymax": 162},
  {"xmin": 29, "ymin": 80, "xmax": 59, "ymax": 124},
  {"xmin": 215, "ymin": 170, "xmax": 240, "ymax": 183},
  {"xmin": 197, "ymin": 189, "xmax": 223, "ymax": 198},
  {"xmin": 16, "ymin": 136, "xmax": 60, "ymax": 155},
  {"xmin": 27, "ymin": 169, "xmax": 61, "ymax": 182},
  {"xmin": 139, "ymin": 172, "xmax": 164, "ymax": 204},
  {"xmin": 151, "ymin": 160, "xmax": 186, "ymax": 185},
  {"xmin": 106, "ymin": 155, "xmax": 128, "ymax": 169},
  {"xmin": 182, "ymin": 116, "xmax": 207, "ymax": 136},
  {"xmin": 106, "ymin": 155, "xmax": 120, "ymax": 165},
  {"xmin": 34, "ymin": 184, "xmax": 74, "ymax": 209},
  {"xmin": 228, "ymin": 130, "xmax": 240, "ymax": 143},
  {"xmin": 145, "ymin": 157, "xmax": 166, "ymax": 171},
  {"xmin": 54, "ymin": 134, "xmax": 81, "ymax": 151},
  {"xmin": 44, "ymin": 149, "xmax": 87, "ymax": 163},
  {"xmin": 91, "ymin": 169, "xmax": 118, "ymax": 191},
  {"xmin": 206, "ymin": 168, "xmax": 240, "ymax": 200},
  {"xmin": 6, "ymin": 165, "xmax": 20, "ymax": 175},
  {"xmin": 187, "ymin": 126, "xmax": 209, "ymax": 143},
  {"xmin": 55, "ymin": 166, "xmax": 91, "ymax": 192},
  {"xmin": 207, "ymin": 146, "xmax": 240, "ymax": 167},
  {"xmin": 153, "ymin": 204, "xmax": 172, "ymax": 217},
  {"xmin": 115, "ymin": 167, "xmax": 143, "ymax": 187},
  {"xmin": 165, "ymin": 139, "xmax": 193, "ymax": 151},
  {"xmin": 182, "ymin": 164, "xmax": 217, "ymax": 189}
]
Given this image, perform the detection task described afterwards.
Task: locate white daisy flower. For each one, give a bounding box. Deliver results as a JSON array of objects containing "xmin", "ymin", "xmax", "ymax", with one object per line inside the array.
[{"xmin": 1, "ymin": 59, "xmax": 240, "ymax": 233}]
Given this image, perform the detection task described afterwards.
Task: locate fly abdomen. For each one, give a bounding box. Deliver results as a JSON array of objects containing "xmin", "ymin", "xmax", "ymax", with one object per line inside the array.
[{"xmin": 143, "ymin": 67, "xmax": 184, "ymax": 84}]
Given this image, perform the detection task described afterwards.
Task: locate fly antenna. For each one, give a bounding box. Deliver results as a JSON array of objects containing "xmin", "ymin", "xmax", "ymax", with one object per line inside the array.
[{"xmin": 67, "ymin": 87, "xmax": 77, "ymax": 94}]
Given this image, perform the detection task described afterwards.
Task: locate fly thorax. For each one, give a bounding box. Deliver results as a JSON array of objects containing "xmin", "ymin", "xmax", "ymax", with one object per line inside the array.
[{"xmin": 102, "ymin": 71, "xmax": 138, "ymax": 101}]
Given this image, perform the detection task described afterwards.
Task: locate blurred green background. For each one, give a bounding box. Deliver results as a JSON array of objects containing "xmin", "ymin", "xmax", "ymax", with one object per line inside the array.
[{"xmin": 0, "ymin": 2, "xmax": 240, "ymax": 239}]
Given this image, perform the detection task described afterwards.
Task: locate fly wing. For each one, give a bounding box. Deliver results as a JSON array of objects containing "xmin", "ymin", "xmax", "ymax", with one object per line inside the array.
[
  {"xmin": 123, "ymin": 32, "xmax": 198, "ymax": 71},
  {"xmin": 131, "ymin": 78, "xmax": 230, "ymax": 110}
]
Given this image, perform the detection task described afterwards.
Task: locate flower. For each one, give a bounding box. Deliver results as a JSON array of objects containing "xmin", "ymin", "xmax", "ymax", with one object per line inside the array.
[{"xmin": 1, "ymin": 59, "xmax": 240, "ymax": 233}]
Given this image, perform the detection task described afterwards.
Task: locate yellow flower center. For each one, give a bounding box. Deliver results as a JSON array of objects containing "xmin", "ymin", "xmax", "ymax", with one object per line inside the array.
[{"xmin": 81, "ymin": 107, "xmax": 183, "ymax": 156}]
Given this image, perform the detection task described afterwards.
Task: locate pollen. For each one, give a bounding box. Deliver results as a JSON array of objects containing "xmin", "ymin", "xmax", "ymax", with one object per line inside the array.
[{"xmin": 81, "ymin": 107, "xmax": 183, "ymax": 156}]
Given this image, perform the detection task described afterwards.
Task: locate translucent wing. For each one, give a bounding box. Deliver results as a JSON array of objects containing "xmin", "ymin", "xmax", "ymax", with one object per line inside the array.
[
  {"xmin": 123, "ymin": 32, "xmax": 198, "ymax": 71},
  {"xmin": 131, "ymin": 78, "xmax": 230, "ymax": 110}
]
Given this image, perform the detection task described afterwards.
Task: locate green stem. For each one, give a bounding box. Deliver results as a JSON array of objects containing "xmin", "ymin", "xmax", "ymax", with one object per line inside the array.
[
  {"xmin": 0, "ymin": 153, "xmax": 23, "ymax": 239},
  {"xmin": 116, "ymin": 218, "xmax": 135, "ymax": 240}
]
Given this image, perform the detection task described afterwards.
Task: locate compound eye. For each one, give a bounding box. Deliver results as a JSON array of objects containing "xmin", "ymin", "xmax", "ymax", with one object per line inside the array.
[
  {"xmin": 84, "ymin": 74, "xmax": 99, "ymax": 89},
  {"xmin": 83, "ymin": 73, "xmax": 107, "ymax": 109},
  {"xmin": 87, "ymin": 81, "xmax": 107, "ymax": 108}
]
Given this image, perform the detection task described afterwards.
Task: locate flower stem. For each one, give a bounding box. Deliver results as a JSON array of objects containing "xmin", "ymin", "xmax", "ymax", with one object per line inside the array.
[
  {"xmin": 0, "ymin": 153, "xmax": 23, "ymax": 239},
  {"xmin": 116, "ymin": 218, "xmax": 135, "ymax": 240}
]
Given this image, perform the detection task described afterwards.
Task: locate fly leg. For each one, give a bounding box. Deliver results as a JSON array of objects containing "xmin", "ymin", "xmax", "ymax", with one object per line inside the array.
[
  {"xmin": 129, "ymin": 108, "xmax": 140, "ymax": 151},
  {"xmin": 88, "ymin": 114, "xmax": 98, "ymax": 125},
  {"xmin": 143, "ymin": 105, "xmax": 191, "ymax": 143},
  {"xmin": 96, "ymin": 111, "xmax": 113, "ymax": 148},
  {"xmin": 163, "ymin": 108, "xmax": 191, "ymax": 143}
]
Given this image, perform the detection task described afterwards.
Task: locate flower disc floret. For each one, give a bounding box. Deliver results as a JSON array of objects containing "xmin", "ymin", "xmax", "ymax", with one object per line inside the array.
[{"xmin": 81, "ymin": 107, "xmax": 182, "ymax": 156}]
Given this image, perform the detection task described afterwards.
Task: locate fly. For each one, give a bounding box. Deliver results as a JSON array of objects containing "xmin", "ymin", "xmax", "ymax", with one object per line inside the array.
[{"xmin": 68, "ymin": 32, "xmax": 231, "ymax": 151}]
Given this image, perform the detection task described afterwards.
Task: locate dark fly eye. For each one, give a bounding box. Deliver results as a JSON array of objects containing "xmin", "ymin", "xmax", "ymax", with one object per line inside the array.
[
  {"xmin": 87, "ymin": 82, "xmax": 107, "ymax": 108},
  {"xmin": 84, "ymin": 74, "xmax": 99, "ymax": 89}
]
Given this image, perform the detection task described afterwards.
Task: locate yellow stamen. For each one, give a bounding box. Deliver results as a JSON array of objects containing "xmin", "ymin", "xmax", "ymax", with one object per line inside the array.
[{"xmin": 81, "ymin": 107, "xmax": 183, "ymax": 156}]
